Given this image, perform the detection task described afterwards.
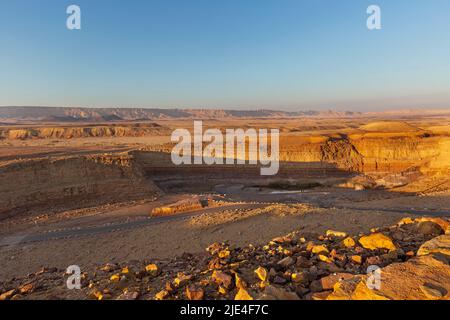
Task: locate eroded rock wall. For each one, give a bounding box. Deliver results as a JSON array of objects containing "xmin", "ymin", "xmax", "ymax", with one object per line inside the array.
[{"xmin": 0, "ymin": 154, "xmax": 160, "ymax": 218}]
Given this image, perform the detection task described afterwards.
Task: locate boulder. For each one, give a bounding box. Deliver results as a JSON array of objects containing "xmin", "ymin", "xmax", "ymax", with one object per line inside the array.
[
  {"xmin": 359, "ymin": 233, "xmax": 396, "ymax": 251},
  {"xmin": 330, "ymin": 254, "xmax": 450, "ymax": 300},
  {"xmin": 417, "ymin": 235, "xmax": 450, "ymax": 257},
  {"xmin": 415, "ymin": 217, "xmax": 449, "ymax": 234},
  {"xmin": 416, "ymin": 221, "xmax": 444, "ymax": 236}
]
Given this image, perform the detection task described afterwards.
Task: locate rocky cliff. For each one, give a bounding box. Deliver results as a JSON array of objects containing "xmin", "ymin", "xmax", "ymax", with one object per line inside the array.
[
  {"xmin": 0, "ymin": 123, "xmax": 168, "ymax": 140},
  {"xmin": 0, "ymin": 154, "xmax": 161, "ymax": 219}
]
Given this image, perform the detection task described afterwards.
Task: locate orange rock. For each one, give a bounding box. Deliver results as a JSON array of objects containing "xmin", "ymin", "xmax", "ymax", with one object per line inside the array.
[
  {"xmin": 145, "ymin": 264, "xmax": 159, "ymax": 276},
  {"xmin": 343, "ymin": 237, "xmax": 356, "ymax": 248},
  {"xmin": 174, "ymin": 272, "xmax": 192, "ymax": 287},
  {"xmin": 155, "ymin": 290, "xmax": 169, "ymax": 300},
  {"xmin": 218, "ymin": 249, "xmax": 230, "ymax": 259},
  {"xmin": 319, "ymin": 254, "xmax": 333, "ymax": 263},
  {"xmin": 417, "ymin": 235, "xmax": 450, "ymax": 257},
  {"xmin": 254, "ymin": 266, "xmax": 268, "ymax": 282},
  {"xmin": 311, "ymin": 245, "xmax": 329, "ymax": 254},
  {"xmin": 235, "ymin": 273, "xmax": 247, "ymax": 289},
  {"xmin": 351, "ymin": 255, "xmax": 363, "ymax": 264},
  {"xmin": 19, "ymin": 283, "xmax": 34, "ymax": 294},
  {"xmin": 359, "ymin": 233, "xmax": 396, "ymax": 251},
  {"xmin": 397, "ymin": 217, "xmax": 414, "ymax": 226},
  {"xmin": 110, "ymin": 274, "xmax": 120, "ymax": 282},
  {"xmin": 0, "ymin": 289, "xmax": 16, "ymax": 301},
  {"xmin": 235, "ymin": 288, "xmax": 253, "ymax": 300}
]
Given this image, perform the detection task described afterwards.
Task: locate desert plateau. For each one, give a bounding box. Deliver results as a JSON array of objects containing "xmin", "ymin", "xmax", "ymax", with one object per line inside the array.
[{"xmin": 0, "ymin": 106, "xmax": 449, "ymax": 301}]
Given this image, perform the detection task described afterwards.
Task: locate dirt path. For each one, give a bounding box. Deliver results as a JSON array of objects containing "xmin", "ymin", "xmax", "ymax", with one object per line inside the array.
[{"xmin": 0, "ymin": 203, "xmax": 263, "ymax": 247}]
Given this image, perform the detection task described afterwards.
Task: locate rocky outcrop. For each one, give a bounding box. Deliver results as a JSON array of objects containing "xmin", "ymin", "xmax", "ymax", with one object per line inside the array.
[
  {"xmin": 0, "ymin": 154, "xmax": 161, "ymax": 219},
  {"xmin": 0, "ymin": 217, "xmax": 448, "ymax": 300}
]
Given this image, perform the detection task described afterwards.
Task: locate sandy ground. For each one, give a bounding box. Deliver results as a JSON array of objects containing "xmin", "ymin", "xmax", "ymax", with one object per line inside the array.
[{"xmin": 0, "ymin": 204, "xmax": 416, "ymax": 281}]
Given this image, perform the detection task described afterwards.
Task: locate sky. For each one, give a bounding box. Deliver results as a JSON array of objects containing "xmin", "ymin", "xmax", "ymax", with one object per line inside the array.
[{"xmin": 0, "ymin": 0, "xmax": 450, "ymax": 111}]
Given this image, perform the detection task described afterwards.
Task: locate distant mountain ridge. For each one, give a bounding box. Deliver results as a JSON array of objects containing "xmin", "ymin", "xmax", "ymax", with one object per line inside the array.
[
  {"xmin": 0, "ymin": 106, "xmax": 362, "ymax": 122},
  {"xmin": 0, "ymin": 106, "xmax": 449, "ymax": 123}
]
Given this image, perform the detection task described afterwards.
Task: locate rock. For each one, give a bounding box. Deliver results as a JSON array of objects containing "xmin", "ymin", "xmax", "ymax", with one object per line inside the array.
[
  {"xmin": 397, "ymin": 217, "xmax": 414, "ymax": 226},
  {"xmin": 291, "ymin": 272, "xmax": 309, "ymax": 284},
  {"xmin": 254, "ymin": 267, "xmax": 268, "ymax": 282},
  {"xmin": 316, "ymin": 261, "xmax": 342, "ymax": 273},
  {"xmin": 174, "ymin": 272, "xmax": 192, "ymax": 287},
  {"xmin": 218, "ymin": 249, "xmax": 230, "ymax": 259},
  {"xmin": 416, "ymin": 221, "xmax": 444, "ymax": 236},
  {"xmin": 90, "ymin": 289, "xmax": 105, "ymax": 300},
  {"xmin": 366, "ymin": 256, "xmax": 382, "ymax": 266},
  {"xmin": 342, "ymin": 237, "xmax": 356, "ymax": 248},
  {"xmin": 262, "ymin": 285, "xmax": 300, "ymax": 300},
  {"xmin": 110, "ymin": 274, "xmax": 121, "ymax": 282},
  {"xmin": 100, "ymin": 263, "xmax": 117, "ymax": 272},
  {"xmin": 415, "ymin": 217, "xmax": 449, "ymax": 234},
  {"xmin": 296, "ymin": 256, "xmax": 311, "ymax": 268},
  {"xmin": 311, "ymin": 291, "xmax": 332, "ymax": 300},
  {"xmin": 271, "ymin": 236, "xmax": 291, "ymax": 244},
  {"xmin": 277, "ymin": 256, "xmax": 295, "ymax": 268},
  {"xmin": 235, "ymin": 273, "xmax": 247, "ymax": 289},
  {"xmin": 318, "ymin": 255, "xmax": 333, "ymax": 263},
  {"xmin": 273, "ymin": 276, "xmax": 287, "ymax": 285},
  {"xmin": 419, "ymin": 285, "xmax": 444, "ymax": 300},
  {"xmin": 351, "ymin": 255, "xmax": 363, "ymax": 264},
  {"xmin": 417, "ymin": 235, "xmax": 450, "ymax": 257},
  {"xmin": 212, "ymin": 270, "xmax": 232, "ymax": 289},
  {"xmin": 295, "ymin": 285, "xmax": 310, "ymax": 297},
  {"xmin": 235, "ymin": 288, "xmax": 253, "ymax": 300},
  {"xmin": 0, "ymin": 289, "xmax": 16, "ymax": 301},
  {"xmin": 155, "ymin": 290, "xmax": 169, "ymax": 300},
  {"xmin": 310, "ymin": 280, "xmax": 323, "ymax": 292},
  {"xmin": 311, "ymin": 245, "xmax": 329, "ymax": 255},
  {"xmin": 145, "ymin": 264, "xmax": 160, "ymax": 276},
  {"xmin": 316, "ymin": 273, "xmax": 355, "ymax": 291},
  {"xmin": 359, "ymin": 233, "xmax": 396, "ymax": 251},
  {"xmin": 19, "ymin": 283, "xmax": 34, "ymax": 294},
  {"xmin": 186, "ymin": 286, "xmax": 204, "ymax": 300},
  {"xmin": 206, "ymin": 242, "xmax": 224, "ymax": 255},
  {"xmin": 326, "ymin": 277, "xmax": 361, "ymax": 300},
  {"xmin": 116, "ymin": 291, "xmax": 139, "ymax": 300},
  {"xmin": 326, "ymin": 230, "xmax": 348, "ymax": 238}
]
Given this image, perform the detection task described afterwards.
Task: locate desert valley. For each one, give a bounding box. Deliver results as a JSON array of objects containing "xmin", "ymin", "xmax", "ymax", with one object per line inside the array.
[{"xmin": 0, "ymin": 106, "xmax": 449, "ymax": 301}]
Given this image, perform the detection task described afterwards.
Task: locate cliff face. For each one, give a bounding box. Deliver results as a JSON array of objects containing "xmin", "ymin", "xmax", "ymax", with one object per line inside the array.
[
  {"xmin": 0, "ymin": 155, "xmax": 161, "ymax": 219},
  {"xmin": 0, "ymin": 124, "xmax": 168, "ymax": 140},
  {"xmin": 278, "ymin": 134, "xmax": 450, "ymax": 175}
]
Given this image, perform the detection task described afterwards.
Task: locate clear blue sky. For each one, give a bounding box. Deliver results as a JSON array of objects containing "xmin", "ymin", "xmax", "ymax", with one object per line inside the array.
[{"xmin": 1, "ymin": 0, "xmax": 450, "ymax": 110}]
